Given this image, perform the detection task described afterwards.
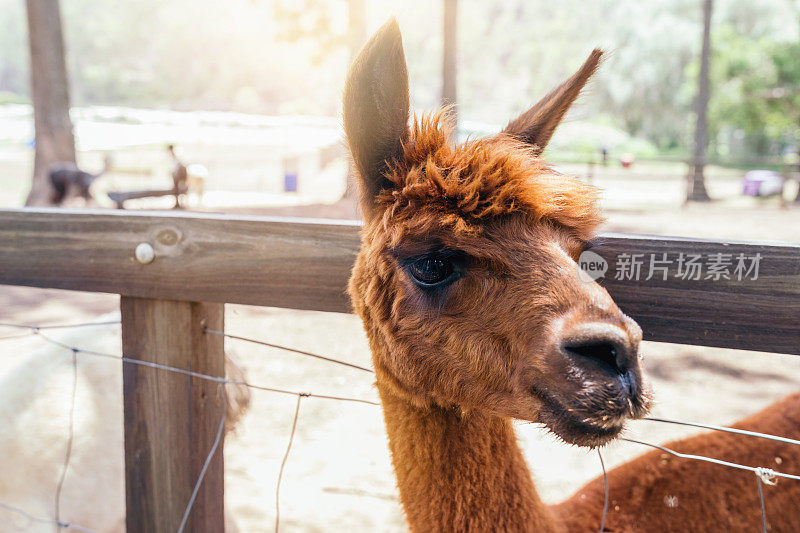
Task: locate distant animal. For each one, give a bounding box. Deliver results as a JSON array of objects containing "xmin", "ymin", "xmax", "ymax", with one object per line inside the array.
[
  {"xmin": 166, "ymin": 144, "xmax": 207, "ymax": 207},
  {"xmin": 344, "ymin": 20, "xmax": 800, "ymax": 532},
  {"xmin": 48, "ymin": 155, "xmax": 111, "ymax": 205},
  {"xmin": 167, "ymin": 144, "xmax": 188, "ymax": 208}
]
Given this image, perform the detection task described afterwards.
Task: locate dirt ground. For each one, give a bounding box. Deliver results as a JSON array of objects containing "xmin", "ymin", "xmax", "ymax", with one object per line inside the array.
[{"xmin": 1, "ymin": 171, "xmax": 800, "ymax": 532}]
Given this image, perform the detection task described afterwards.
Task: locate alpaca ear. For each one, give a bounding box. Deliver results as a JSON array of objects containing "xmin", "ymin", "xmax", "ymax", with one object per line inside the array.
[
  {"xmin": 503, "ymin": 49, "xmax": 603, "ymax": 154},
  {"xmin": 343, "ymin": 18, "xmax": 410, "ymax": 220}
]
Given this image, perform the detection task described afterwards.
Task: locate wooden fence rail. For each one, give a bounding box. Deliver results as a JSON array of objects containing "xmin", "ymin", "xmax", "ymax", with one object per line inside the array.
[
  {"xmin": 2, "ymin": 208, "xmax": 798, "ymax": 353},
  {"xmin": 1, "ymin": 206, "xmax": 799, "ymax": 530}
]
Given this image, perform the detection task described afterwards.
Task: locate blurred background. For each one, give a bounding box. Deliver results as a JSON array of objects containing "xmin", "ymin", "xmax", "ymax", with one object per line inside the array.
[
  {"xmin": 1, "ymin": 0, "xmax": 800, "ymax": 219},
  {"xmin": 2, "ymin": 1, "xmax": 800, "ymax": 532}
]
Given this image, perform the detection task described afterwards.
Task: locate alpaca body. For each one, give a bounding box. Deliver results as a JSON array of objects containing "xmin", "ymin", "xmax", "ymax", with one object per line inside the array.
[
  {"xmin": 0, "ymin": 314, "xmax": 249, "ymax": 532},
  {"xmin": 557, "ymin": 391, "xmax": 800, "ymax": 532}
]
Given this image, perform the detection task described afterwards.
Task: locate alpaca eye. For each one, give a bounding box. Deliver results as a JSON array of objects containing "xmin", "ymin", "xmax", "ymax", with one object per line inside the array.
[{"xmin": 408, "ymin": 255, "xmax": 455, "ymax": 287}]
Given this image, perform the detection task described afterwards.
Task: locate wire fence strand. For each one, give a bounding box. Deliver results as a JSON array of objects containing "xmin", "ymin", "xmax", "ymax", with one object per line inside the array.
[
  {"xmin": 0, "ymin": 331, "xmax": 38, "ymax": 340},
  {"xmin": 643, "ymin": 417, "xmax": 800, "ymax": 447},
  {"xmin": 55, "ymin": 348, "xmax": 78, "ymax": 532},
  {"xmin": 621, "ymin": 437, "xmax": 800, "ymax": 481},
  {"xmin": 34, "ymin": 331, "xmax": 378, "ymax": 406},
  {"xmin": 597, "ymin": 448, "xmax": 609, "ymax": 533},
  {"xmin": 7, "ymin": 322, "xmax": 378, "ymax": 530},
  {"xmin": 2, "ymin": 319, "xmax": 799, "ymax": 532},
  {"xmin": 0, "ymin": 502, "xmax": 97, "ymax": 533},
  {"xmin": 204, "ymin": 328, "xmax": 374, "ymax": 373},
  {"xmin": 275, "ymin": 394, "xmax": 304, "ymax": 533},
  {"xmin": 755, "ymin": 473, "xmax": 768, "ymax": 533},
  {"xmin": 177, "ymin": 385, "xmax": 228, "ymax": 533},
  {"xmin": 0, "ymin": 320, "xmax": 121, "ymax": 330}
]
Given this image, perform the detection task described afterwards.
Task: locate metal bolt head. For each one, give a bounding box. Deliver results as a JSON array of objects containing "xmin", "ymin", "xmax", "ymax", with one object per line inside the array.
[{"xmin": 135, "ymin": 243, "xmax": 155, "ymax": 264}]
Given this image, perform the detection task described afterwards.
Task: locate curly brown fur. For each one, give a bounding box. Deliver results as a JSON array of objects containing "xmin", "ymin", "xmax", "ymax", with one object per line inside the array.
[{"xmin": 379, "ymin": 112, "xmax": 602, "ymax": 244}]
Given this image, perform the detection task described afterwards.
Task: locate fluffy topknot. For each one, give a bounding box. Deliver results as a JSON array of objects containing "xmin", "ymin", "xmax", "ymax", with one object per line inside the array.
[{"xmin": 375, "ymin": 111, "xmax": 603, "ymax": 242}]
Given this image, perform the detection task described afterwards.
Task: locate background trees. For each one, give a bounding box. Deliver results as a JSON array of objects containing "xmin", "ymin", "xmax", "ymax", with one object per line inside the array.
[
  {"xmin": 2, "ymin": 0, "xmax": 799, "ymax": 161},
  {"xmin": 24, "ymin": 0, "xmax": 75, "ymax": 206},
  {"xmin": 688, "ymin": 0, "xmax": 713, "ymax": 202}
]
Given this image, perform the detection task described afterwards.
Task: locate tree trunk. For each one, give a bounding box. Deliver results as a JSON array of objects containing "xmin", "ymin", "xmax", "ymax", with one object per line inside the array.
[
  {"xmin": 25, "ymin": 0, "xmax": 75, "ymax": 207},
  {"xmin": 688, "ymin": 0, "xmax": 712, "ymax": 202},
  {"xmin": 442, "ymin": 0, "xmax": 458, "ymax": 138},
  {"xmin": 343, "ymin": 0, "xmax": 367, "ymax": 200}
]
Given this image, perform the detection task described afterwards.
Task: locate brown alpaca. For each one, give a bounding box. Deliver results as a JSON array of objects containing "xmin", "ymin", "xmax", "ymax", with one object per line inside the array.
[{"xmin": 344, "ymin": 20, "xmax": 800, "ymax": 532}]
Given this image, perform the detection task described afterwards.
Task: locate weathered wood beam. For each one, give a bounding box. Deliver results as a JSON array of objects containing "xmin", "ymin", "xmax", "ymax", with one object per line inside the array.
[
  {"xmin": 1, "ymin": 208, "xmax": 798, "ymax": 354},
  {"xmin": 120, "ymin": 297, "xmax": 225, "ymax": 532}
]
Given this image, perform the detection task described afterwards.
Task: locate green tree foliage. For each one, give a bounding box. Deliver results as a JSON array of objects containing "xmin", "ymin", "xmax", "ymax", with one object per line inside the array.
[{"xmin": 709, "ymin": 24, "xmax": 800, "ymax": 156}]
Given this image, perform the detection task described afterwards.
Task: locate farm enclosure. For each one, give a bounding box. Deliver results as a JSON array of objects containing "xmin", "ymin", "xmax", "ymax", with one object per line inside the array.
[{"xmin": 1, "ymin": 206, "xmax": 799, "ymax": 531}]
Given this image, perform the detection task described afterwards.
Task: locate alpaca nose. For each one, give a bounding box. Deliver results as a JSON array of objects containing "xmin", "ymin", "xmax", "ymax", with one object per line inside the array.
[{"xmin": 559, "ymin": 322, "xmax": 638, "ymax": 376}]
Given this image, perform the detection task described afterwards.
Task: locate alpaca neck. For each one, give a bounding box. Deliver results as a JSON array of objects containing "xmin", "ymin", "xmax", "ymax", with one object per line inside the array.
[{"xmin": 377, "ymin": 384, "xmax": 561, "ymax": 532}]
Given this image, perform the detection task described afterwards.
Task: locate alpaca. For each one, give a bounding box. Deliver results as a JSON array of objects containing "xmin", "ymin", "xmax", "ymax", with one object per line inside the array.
[
  {"xmin": 344, "ymin": 20, "xmax": 800, "ymax": 532},
  {"xmin": 48, "ymin": 154, "xmax": 111, "ymax": 205},
  {"xmin": 0, "ymin": 313, "xmax": 250, "ymax": 532}
]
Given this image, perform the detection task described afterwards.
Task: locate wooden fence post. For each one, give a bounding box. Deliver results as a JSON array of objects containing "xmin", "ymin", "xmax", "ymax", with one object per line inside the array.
[{"xmin": 120, "ymin": 297, "xmax": 225, "ymax": 532}]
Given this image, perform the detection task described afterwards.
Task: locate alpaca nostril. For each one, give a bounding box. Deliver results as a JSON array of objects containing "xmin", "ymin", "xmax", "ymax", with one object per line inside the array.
[
  {"xmin": 562, "ymin": 339, "xmax": 625, "ymax": 374},
  {"xmin": 558, "ymin": 322, "xmax": 638, "ymax": 376}
]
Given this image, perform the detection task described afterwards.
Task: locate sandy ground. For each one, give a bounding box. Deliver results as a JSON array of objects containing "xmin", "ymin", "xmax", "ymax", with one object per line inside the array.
[{"xmin": 1, "ymin": 170, "xmax": 799, "ymax": 531}]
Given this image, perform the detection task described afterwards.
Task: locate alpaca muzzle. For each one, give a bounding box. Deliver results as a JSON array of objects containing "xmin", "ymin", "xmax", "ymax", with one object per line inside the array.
[{"xmin": 531, "ymin": 310, "xmax": 651, "ymax": 446}]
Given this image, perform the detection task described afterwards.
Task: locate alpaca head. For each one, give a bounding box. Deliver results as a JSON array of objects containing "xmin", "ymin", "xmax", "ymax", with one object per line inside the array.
[{"xmin": 345, "ymin": 20, "xmax": 651, "ymax": 447}]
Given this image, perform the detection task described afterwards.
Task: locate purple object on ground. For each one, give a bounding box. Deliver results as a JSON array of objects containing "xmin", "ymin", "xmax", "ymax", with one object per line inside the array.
[
  {"xmin": 742, "ymin": 170, "xmax": 783, "ymax": 197},
  {"xmin": 284, "ymin": 172, "xmax": 298, "ymax": 192}
]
